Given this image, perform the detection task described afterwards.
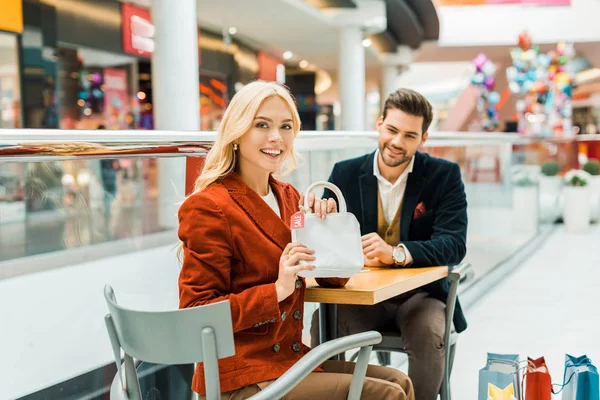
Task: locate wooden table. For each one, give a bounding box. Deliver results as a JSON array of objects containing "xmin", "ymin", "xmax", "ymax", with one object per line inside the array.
[
  {"xmin": 305, "ymin": 266, "xmax": 448, "ymax": 352},
  {"xmin": 305, "ymin": 266, "xmax": 448, "ymax": 305}
]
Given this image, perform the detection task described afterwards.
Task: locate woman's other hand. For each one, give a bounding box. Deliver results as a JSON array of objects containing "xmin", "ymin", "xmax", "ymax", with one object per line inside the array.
[{"xmin": 275, "ymin": 242, "xmax": 315, "ymax": 302}]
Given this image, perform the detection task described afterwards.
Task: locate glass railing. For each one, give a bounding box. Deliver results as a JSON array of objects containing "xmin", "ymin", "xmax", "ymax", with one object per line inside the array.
[{"xmin": 0, "ymin": 129, "xmax": 580, "ymax": 399}]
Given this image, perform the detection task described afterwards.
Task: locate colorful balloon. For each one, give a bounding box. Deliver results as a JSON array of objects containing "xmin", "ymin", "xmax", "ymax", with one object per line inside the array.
[
  {"xmin": 506, "ymin": 66, "xmax": 518, "ymax": 81},
  {"xmin": 509, "ymin": 81, "xmax": 521, "ymax": 94},
  {"xmin": 471, "ymin": 72, "xmax": 485, "ymax": 85},
  {"xmin": 518, "ymin": 31, "xmax": 532, "ymax": 51},
  {"xmin": 488, "ymin": 91, "xmax": 501, "ymax": 105},
  {"xmin": 473, "ymin": 53, "xmax": 488, "ymax": 71},
  {"xmin": 482, "ymin": 60, "xmax": 496, "ymax": 76}
]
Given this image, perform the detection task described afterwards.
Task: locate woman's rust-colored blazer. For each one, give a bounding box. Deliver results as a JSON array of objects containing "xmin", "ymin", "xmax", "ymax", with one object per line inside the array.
[{"xmin": 178, "ymin": 172, "xmax": 348, "ymax": 395}]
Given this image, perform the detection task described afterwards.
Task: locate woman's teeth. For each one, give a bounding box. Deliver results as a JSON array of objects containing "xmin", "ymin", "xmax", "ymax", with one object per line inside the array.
[{"xmin": 261, "ymin": 150, "xmax": 281, "ymax": 156}]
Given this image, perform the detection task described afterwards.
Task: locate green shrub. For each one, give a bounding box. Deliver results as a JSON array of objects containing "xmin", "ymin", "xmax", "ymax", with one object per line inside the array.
[
  {"xmin": 583, "ymin": 159, "xmax": 600, "ymax": 176},
  {"xmin": 566, "ymin": 175, "xmax": 588, "ymax": 187},
  {"xmin": 564, "ymin": 169, "xmax": 589, "ymax": 187},
  {"xmin": 541, "ymin": 161, "xmax": 560, "ymax": 177}
]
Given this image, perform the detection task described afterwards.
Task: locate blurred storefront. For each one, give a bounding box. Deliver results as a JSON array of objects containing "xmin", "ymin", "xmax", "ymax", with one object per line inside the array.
[
  {"xmin": 20, "ymin": 0, "xmax": 138, "ymax": 130},
  {"xmin": 136, "ymin": 28, "xmax": 260, "ymax": 131},
  {"xmin": 4, "ymin": 0, "xmax": 266, "ymax": 256},
  {"xmin": 0, "ymin": 0, "xmax": 25, "ymax": 231},
  {"xmin": 0, "ymin": 0, "xmax": 23, "ymax": 130}
]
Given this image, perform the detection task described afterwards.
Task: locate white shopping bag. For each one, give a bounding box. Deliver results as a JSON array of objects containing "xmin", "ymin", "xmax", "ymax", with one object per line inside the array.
[{"xmin": 292, "ymin": 181, "xmax": 363, "ymax": 278}]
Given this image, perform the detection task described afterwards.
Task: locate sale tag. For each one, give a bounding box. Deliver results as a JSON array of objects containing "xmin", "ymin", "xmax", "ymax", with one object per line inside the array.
[{"xmin": 291, "ymin": 211, "xmax": 305, "ymax": 230}]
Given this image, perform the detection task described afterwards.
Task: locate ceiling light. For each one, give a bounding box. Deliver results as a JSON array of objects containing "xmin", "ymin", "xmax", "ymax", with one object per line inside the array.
[
  {"xmin": 283, "ymin": 51, "xmax": 293, "ymax": 60},
  {"xmin": 228, "ymin": 27, "xmax": 237, "ymax": 35},
  {"xmin": 362, "ymin": 38, "xmax": 372, "ymax": 48},
  {"xmin": 299, "ymin": 60, "xmax": 309, "ymax": 69}
]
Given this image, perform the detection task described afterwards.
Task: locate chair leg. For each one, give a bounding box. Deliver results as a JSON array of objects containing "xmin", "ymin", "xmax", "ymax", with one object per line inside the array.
[
  {"xmin": 440, "ymin": 343, "xmax": 457, "ymax": 400},
  {"xmin": 439, "ymin": 343, "xmax": 453, "ymax": 400},
  {"xmin": 376, "ymin": 351, "xmax": 391, "ymax": 366},
  {"xmin": 449, "ymin": 343, "xmax": 457, "ymax": 377}
]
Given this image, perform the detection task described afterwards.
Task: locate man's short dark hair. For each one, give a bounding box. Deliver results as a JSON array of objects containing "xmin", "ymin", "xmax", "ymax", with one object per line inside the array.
[{"xmin": 382, "ymin": 88, "xmax": 433, "ymax": 134}]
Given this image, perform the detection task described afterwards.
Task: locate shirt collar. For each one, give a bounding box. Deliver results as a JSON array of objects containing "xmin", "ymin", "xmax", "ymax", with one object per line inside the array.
[{"xmin": 373, "ymin": 149, "xmax": 415, "ymax": 186}]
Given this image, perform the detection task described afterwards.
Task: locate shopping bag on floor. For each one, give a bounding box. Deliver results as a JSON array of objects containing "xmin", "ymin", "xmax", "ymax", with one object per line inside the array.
[
  {"xmin": 557, "ymin": 354, "xmax": 599, "ymax": 400},
  {"xmin": 479, "ymin": 353, "xmax": 522, "ymax": 400},
  {"xmin": 488, "ymin": 383, "xmax": 517, "ymax": 400},
  {"xmin": 523, "ymin": 356, "xmax": 552, "ymax": 400}
]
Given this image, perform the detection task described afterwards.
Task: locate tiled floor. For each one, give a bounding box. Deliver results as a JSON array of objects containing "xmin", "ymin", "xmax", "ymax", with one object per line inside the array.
[{"xmin": 449, "ymin": 224, "xmax": 600, "ymax": 398}]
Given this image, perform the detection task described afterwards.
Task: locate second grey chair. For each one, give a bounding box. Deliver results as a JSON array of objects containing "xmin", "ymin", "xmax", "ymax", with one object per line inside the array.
[
  {"xmin": 349, "ymin": 261, "xmax": 474, "ymax": 400},
  {"xmin": 103, "ymin": 285, "xmax": 382, "ymax": 400}
]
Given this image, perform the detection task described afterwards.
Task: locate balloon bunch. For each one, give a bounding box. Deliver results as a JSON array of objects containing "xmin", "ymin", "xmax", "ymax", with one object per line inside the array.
[
  {"xmin": 506, "ymin": 31, "xmax": 575, "ymax": 136},
  {"xmin": 470, "ymin": 53, "xmax": 501, "ymax": 132}
]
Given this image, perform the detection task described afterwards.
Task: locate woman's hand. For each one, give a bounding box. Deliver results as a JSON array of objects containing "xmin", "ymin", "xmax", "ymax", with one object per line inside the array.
[
  {"xmin": 299, "ymin": 192, "xmax": 337, "ymax": 220},
  {"xmin": 275, "ymin": 242, "xmax": 315, "ymax": 302}
]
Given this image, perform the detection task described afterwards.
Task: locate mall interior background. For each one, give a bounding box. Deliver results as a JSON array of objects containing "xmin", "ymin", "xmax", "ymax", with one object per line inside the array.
[{"xmin": 1, "ymin": 0, "xmax": 600, "ymax": 399}]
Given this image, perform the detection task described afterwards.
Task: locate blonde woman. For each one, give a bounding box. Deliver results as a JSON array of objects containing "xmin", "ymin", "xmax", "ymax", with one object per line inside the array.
[{"xmin": 178, "ymin": 81, "xmax": 414, "ymax": 399}]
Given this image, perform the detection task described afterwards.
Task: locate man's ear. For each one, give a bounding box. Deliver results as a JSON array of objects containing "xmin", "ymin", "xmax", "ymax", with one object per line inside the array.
[
  {"xmin": 376, "ymin": 116, "xmax": 384, "ymax": 129},
  {"xmin": 421, "ymin": 131, "xmax": 429, "ymax": 146}
]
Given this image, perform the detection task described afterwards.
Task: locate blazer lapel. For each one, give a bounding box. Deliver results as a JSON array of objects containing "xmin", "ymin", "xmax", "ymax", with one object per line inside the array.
[
  {"xmin": 224, "ymin": 173, "xmax": 291, "ymax": 250},
  {"xmin": 359, "ymin": 152, "xmax": 378, "ymax": 235},
  {"xmin": 269, "ymin": 175, "xmax": 297, "ymax": 229},
  {"xmin": 400, "ymin": 152, "xmax": 426, "ymax": 241}
]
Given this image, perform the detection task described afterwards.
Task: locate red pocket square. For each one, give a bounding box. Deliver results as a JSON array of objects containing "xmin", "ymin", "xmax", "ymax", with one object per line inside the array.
[{"xmin": 413, "ymin": 202, "xmax": 427, "ymax": 218}]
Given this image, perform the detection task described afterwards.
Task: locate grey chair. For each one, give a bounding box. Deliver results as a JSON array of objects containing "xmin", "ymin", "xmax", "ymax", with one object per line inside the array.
[
  {"xmin": 104, "ymin": 285, "xmax": 382, "ymax": 400},
  {"xmin": 348, "ymin": 261, "xmax": 474, "ymax": 400}
]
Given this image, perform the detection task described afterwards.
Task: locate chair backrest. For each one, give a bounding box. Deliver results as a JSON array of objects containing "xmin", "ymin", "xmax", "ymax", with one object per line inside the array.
[{"xmin": 103, "ymin": 285, "xmax": 235, "ymax": 365}]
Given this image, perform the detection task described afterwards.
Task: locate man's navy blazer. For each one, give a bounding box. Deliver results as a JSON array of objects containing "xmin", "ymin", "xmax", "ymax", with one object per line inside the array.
[{"xmin": 323, "ymin": 150, "xmax": 468, "ymax": 333}]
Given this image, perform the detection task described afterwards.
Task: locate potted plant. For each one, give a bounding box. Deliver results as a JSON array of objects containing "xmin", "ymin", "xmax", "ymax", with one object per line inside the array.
[
  {"xmin": 583, "ymin": 159, "xmax": 600, "ymax": 222},
  {"xmin": 512, "ymin": 169, "xmax": 538, "ymax": 233},
  {"xmin": 563, "ymin": 169, "xmax": 592, "ymax": 233},
  {"xmin": 538, "ymin": 160, "xmax": 562, "ymax": 222}
]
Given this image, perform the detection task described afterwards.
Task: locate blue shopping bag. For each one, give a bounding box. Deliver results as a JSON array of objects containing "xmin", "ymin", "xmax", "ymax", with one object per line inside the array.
[
  {"xmin": 479, "ymin": 353, "xmax": 522, "ymax": 400},
  {"xmin": 558, "ymin": 354, "xmax": 599, "ymax": 400}
]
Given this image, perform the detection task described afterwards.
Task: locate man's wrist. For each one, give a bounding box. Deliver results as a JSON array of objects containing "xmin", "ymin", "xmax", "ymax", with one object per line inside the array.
[
  {"xmin": 398, "ymin": 244, "xmax": 413, "ymax": 266},
  {"xmin": 391, "ymin": 244, "xmax": 408, "ymax": 266},
  {"xmin": 381, "ymin": 245, "xmax": 394, "ymax": 265}
]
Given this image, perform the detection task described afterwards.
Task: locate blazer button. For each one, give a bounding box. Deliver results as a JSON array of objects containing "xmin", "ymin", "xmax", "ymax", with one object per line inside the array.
[
  {"xmin": 281, "ymin": 311, "xmax": 287, "ymax": 321},
  {"xmin": 292, "ymin": 342, "xmax": 301, "ymax": 352},
  {"xmin": 273, "ymin": 343, "xmax": 281, "ymax": 353},
  {"xmin": 293, "ymin": 310, "xmax": 302, "ymax": 320},
  {"xmin": 295, "ymin": 279, "xmax": 303, "ymax": 289}
]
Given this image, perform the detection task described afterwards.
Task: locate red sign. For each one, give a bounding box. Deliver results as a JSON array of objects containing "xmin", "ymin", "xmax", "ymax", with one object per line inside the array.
[
  {"xmin": 122, "ymin": 3, "xmax": 154, "ymax": 58},
  {"xmin": 258, "ymin": 52, "xmax": 281, "ymax": 82},
  {"xmin": 291, "ymin": 212, "xmax": 305, "ymax": 230}
]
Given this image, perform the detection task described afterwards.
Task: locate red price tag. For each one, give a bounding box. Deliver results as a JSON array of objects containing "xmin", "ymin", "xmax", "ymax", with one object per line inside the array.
[{"xmin": 291, "ymin": 211, "xmax": 305, "ymax": 230}]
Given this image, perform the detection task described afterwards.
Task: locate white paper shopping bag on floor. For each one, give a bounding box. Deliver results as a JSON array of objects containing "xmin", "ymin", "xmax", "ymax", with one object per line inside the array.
[{"xmin": 292, "ymin": 181, "xmax": 363, "ymax": 279}]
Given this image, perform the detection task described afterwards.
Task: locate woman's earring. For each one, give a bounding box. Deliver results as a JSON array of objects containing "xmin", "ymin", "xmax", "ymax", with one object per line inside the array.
[{"xmin": 233, "ymin": 143, "xmax": 238, "ymax": 151}]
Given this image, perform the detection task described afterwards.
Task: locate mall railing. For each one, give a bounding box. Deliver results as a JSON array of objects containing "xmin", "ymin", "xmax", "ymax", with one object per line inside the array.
[{"xmin": 0, "ymin": 129, "xmax": 578, "ymax": 399}]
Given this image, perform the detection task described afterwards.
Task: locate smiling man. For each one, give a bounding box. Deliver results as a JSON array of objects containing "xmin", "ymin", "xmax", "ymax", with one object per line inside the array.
[{"xmin": 310, "ymin": 88, "xmax": 468, "ymax": 400}]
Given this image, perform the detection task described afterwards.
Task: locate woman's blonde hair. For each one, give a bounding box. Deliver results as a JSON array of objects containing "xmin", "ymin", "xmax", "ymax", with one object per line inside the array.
[{"xmin": 192, "ymin": 80, "xmax": 301, "ymax": 195}]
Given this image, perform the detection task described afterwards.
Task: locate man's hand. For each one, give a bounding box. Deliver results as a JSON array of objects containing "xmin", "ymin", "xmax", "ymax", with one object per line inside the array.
[
  {"xmin": 361, "ymin": 233, "xmax": 394, "ymax": 265},
  {"xmin": 364, "ymin": 255, "xmax": 386, "ymax": 267}
]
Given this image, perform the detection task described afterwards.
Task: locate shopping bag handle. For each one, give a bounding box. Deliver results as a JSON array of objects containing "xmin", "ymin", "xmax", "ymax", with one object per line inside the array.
[
  {"xmin": 304, "ymin": 181, "xmax": 347, "ymax": 213},
  {"xmin": 551, "ymin": 357, "xmax": 593, "ymax": 395}
]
